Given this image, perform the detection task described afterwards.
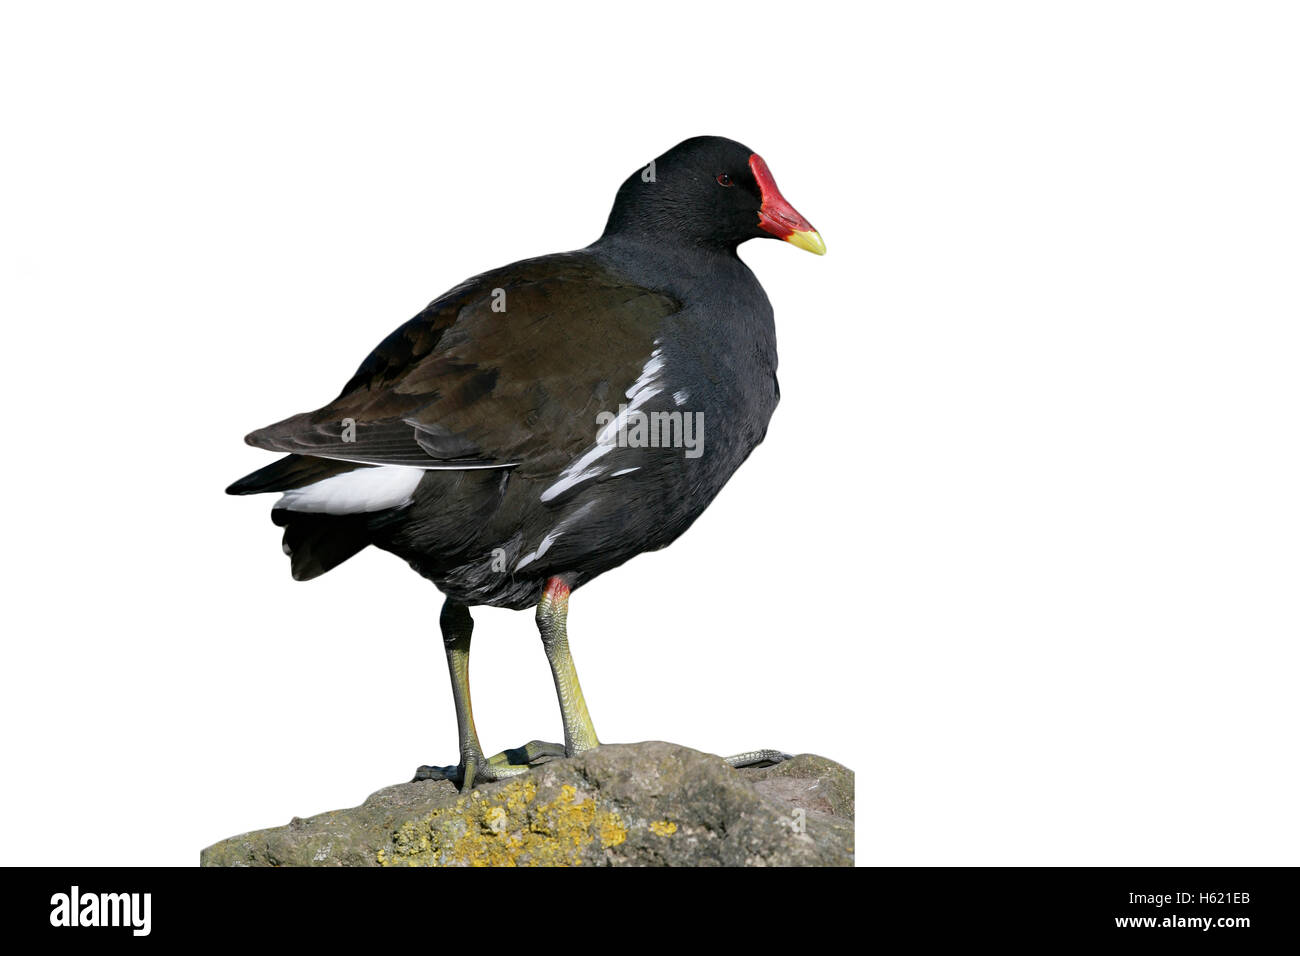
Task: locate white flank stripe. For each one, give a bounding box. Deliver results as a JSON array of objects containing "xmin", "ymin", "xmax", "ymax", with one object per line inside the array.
[
  {"xmin": 540, "ymin": 345, "xmax": 665, "ymax": 502},
  {"xmin": 514, "ymin": 501, "xmax": 598, "ymax": 572},
  {"xmin": 514, "ymin": 529, "xmax": 561, "ymax": 572}
]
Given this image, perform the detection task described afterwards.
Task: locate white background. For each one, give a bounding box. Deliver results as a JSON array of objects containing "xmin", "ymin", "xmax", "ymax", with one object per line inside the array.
[{"xmin": 2, "ymin": 2, "xmax": 1296, "ymax": 867}]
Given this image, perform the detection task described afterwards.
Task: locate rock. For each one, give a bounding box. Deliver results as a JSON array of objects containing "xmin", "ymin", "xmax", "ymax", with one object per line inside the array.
[{"xmin": 201, "ymin": 741, "xmax": 854, "ymax": 867}]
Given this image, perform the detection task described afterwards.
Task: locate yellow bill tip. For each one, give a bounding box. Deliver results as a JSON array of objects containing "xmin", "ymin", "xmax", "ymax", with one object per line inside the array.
[{"xmin": 786, "ymin": 228, "xmax": 826, "ymax": 256}]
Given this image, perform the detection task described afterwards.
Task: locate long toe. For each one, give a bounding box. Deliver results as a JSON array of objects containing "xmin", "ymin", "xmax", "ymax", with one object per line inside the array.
[
  {"xmin": 724, "ymin": 749, "xmax": 794, "ymax": 769},
  {"xmin": 413, "ymin": 763, "xmax": 461, "ymax": 782},
  {"xmin": 413, "ymin": 752, "xmax": 539, "ymax": 790},
  {"xmin": 488, "ymin": 740, "xmax": 566, "ymax": 768}
]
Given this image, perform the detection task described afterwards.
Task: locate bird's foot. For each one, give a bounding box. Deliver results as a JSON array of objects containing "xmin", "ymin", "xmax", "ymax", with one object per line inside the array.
[
  {"xmin": 413, "ymin": 740, "xmax": 567, "ymax": 792},
  {"xmin": 724, "ymin": 748, "xmax": 793, "ymax": 769},
  {"xmin": 487, "ymin": 739, "xmax": 567, "ymax": 768}
]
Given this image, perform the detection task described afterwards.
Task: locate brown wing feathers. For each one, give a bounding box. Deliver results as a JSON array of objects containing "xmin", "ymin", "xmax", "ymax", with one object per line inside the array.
[{"xmin": 239, "ymin": 256, "xmax": 679, "ymax": 477}]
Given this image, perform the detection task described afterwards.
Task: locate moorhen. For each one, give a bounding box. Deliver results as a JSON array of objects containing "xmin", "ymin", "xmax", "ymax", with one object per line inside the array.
[{"xmin": 228, "ymin": 135, "xmax": 825, "ymax": 789}]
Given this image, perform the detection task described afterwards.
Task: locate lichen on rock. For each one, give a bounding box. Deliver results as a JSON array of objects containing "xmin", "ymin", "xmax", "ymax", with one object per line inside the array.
[
  {"xmin": 380, "ymin": 779, "xmax": 628, "ymax": 867},
  {"xmin": 201, "ymin": 742, "xmax": 853, "ymax": 867}
]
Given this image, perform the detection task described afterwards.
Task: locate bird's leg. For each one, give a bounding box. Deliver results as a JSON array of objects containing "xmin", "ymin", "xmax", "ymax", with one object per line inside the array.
[
  {"xmin": 413, "ymin": 599, "xmax": 532, "ymax": 792},
  {"xmin": 530, "ymin": 579, "xmax": 784, "ymax": 768},
  {"xmin": 414, "ymin": 582, "xmax": 599, "ymax": 788},
  {"xmin": 537, "ymin": 577, "xmax": 601, "ymax": 756}
]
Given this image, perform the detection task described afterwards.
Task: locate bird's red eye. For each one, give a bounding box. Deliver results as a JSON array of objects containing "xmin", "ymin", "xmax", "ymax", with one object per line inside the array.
[{"xmin": 716, "ymin": 173, "xmax": 734, "ymax": 187}]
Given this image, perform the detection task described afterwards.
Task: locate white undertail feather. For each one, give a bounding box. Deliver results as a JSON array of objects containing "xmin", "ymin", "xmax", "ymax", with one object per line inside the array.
[{"xmin": 276, "ymin": 465, "xmax": 425, "ymax": 515}]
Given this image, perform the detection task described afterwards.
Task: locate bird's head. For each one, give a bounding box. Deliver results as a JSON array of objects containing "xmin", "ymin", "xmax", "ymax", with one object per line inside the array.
[{"xmin": 602, "ymin": 135, "xmax": 825, "ymax": 256}]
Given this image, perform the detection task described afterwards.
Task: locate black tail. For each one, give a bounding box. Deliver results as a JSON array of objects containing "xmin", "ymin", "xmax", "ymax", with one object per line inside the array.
[
  {"xmin": 228, "ymin": 454, "xmax": 375, "ymax": 580},
  {"xmin": 271, "ymin": 508, "xmax": 373, "ymax": 581}
]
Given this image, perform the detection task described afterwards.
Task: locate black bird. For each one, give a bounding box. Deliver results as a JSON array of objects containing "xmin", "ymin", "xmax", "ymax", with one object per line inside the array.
[{"xmin": 228, "ymin": 136, "xmax": 824, "ymax": 789}]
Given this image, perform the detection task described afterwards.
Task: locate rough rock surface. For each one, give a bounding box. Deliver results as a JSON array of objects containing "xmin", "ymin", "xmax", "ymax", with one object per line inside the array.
[{"xmin": 201, "ymin": 742, "xmax": 854, "ymax": 867}]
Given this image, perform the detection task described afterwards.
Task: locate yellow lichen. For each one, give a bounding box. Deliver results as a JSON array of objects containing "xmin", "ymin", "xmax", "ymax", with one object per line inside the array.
[
  {"xmin": 599, "ymin": 815, "xmax": 628, "ymax": 848},
  {"xmin": 649, "ymin": 820, "xmax": 677, "ymax": 837},
  {"xmin": 378, "ymin": 778, "xmax": 626, "ymax": 867}
]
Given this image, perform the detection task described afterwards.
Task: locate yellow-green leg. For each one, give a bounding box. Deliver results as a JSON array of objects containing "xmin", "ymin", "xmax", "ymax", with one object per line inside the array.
[
  {"xmin": 414, "ymin": 584, "xmax": 780, "ymax": 792},
  {"xmin": 413, "ymin": 599, "xmax": 540, "ymax": 792},
  {"xmin": 537, "ymin": 577, "xmax": 601, "ymax": 756}
]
